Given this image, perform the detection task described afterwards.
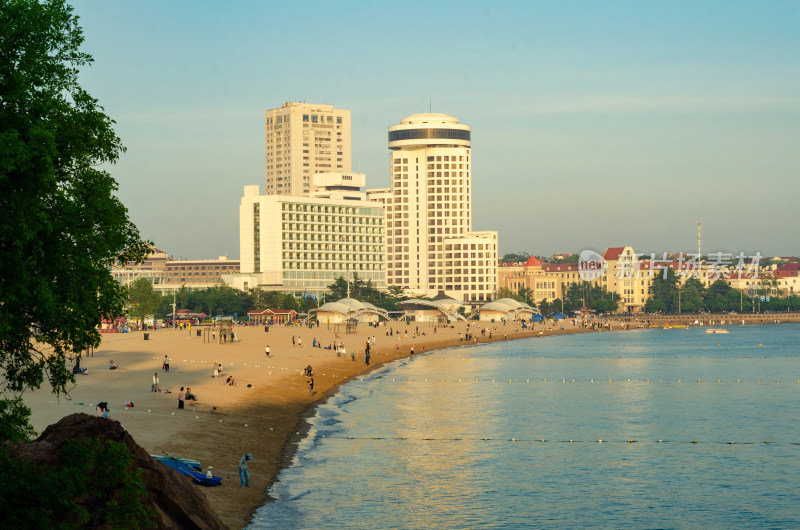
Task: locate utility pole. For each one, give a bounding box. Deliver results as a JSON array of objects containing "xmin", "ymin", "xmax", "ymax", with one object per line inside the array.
[{"xmin": 171, "ymin": 289, "xmax": 176, "ymax": 329}]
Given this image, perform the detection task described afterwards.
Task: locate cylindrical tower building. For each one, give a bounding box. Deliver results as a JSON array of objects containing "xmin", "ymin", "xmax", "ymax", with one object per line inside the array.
[{"xmin": 386, "ymin": 113, "xmax": 496, "ymax": 304}]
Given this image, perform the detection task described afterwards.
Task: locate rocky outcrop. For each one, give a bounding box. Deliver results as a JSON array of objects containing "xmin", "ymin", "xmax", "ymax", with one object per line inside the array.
[{"xmin": 11, "ymin": 413, "xmax": 227, "ymax": 529}]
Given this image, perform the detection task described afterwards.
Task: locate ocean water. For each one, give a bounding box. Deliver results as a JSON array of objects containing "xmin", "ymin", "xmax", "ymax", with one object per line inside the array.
[{"xmin": 250, "ymin": 324, "xmax": 800, "ymax": 529}]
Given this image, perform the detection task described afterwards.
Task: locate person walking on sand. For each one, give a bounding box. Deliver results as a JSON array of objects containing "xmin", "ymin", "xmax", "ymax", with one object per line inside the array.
[
  {"xmin": 365, "ymin": 351, "xmax": 370, "ymax": 366},
  {"xmin": 178, "ymin": 387, "xmax": 185, "ymax": 409},
  {"xmin": 265, "ymin": 345, "xmax": 270, "ymax": 358},
  {"xmin": 239, "ymin": 453, "xmax": 252, "ymax": 487},
  {"xmin": 152, "ymin": 372, "xmax": 159, "ymax": 392},
  {"xmin": 163, "ymin": 355, "xmax": 169, "ymax": 372},
  {"xmin": 308, "ymin": 377, "xmax": 314, "ymax": 396},
  {"xmin": 292, "ymin": 335, "xmax": 296, "ymax": 347}
]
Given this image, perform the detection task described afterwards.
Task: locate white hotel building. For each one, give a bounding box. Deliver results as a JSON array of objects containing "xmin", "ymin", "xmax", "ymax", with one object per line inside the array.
[
  {"xmin": 229, "ymin": 175, "xmax": 386, "ymax": 295},
  {"xmin": 380, "ymin": 113, "xmax": 498, "ymax": 304}
]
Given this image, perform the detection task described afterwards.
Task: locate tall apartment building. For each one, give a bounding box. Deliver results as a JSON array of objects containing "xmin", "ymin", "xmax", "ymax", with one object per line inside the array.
[
  {"xmin": 264, "ymin": 102, "xmax": 351, "ymax": 196},
  {"xmin": 381, "ymin": 113, "xmax": 498, "ymax": 305},
  {"xmin": 230, "ymin": 184, "xmax": 386, "ymax": 295}
]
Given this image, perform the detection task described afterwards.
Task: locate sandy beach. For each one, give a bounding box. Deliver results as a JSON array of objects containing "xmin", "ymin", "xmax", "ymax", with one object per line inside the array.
[{"xmin": 20, "ymin": 313, "xmax": 798, "ymax": 528}]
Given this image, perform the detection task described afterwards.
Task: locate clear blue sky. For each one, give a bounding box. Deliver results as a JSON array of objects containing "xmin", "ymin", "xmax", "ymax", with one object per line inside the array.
[{"xmin": 73, "ymin": 0, "xmax": 800, "ymax": 260}]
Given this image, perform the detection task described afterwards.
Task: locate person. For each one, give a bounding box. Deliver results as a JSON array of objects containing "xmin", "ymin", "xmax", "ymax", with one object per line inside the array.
[
  {"xmin": 351, "ymin": 349, "xmax": 355, "ymax": 362},
  {"xmin": 96, "ymin": 402, "xmax": 110, "ymax": 418},
  {"xmin": 206, "ymin": 406, "xmax": 218, "ymax": 414},
  {"xmin": 186, "ymin": 387, "xmax": 196, "ymax": 403},
  {"xmin": 108, "ymin": 360, "xmax": 118, "ymax": 370},
  {"xmin": 226, "ymin": 375, "xmax": 234, "ymax": 386},
  {"xmin": 178, "ymin": 387, "xmax": 185, "ymax": 409},
  {"xmin": 365, "ymin": 351, "xmax": 370, "ymax": 366},
  {"xmin": 297, "ymin": 337, "xmax": 302, "ymax": 347},
  {"xmin": 212, "ymin": 366, "xmax": 219, "ymax": 378},
  {"xmin": 410, "ymin": 346, "xmax": 414, "ymax": 357},
  {"xmin": 265, "ymin": 345, "xmax": 270, "ymax": 358},
  {"xmin": 152, "ymin": 372, "xmax": 159, "ymax": 392},
  {"xmin": 72, "ymin": 356, "xmax": 82, "ymax": 375},
  {"xmin": 308, "ymin": 377, "xmax": 314, "ymax": 396},
  {"xmin": 238, "ymin": 453, "xmax": 252, "ymax": 487},
  {"xmin": 304, "ymin": 365, "xmax": 313, "ymax": 377},
  {"xmin": 163, "ymin": 355, "xmax": 169, "ymax": 372}
]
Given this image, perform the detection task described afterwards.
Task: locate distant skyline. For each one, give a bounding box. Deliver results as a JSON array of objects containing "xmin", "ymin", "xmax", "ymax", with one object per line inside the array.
[{"xmin": 73, "ymin": 1, "xmax": 800, "ymax": 259}]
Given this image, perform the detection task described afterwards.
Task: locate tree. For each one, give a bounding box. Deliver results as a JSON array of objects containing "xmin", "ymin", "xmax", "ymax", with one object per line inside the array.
[
  {"xmin": 0, "ymin": 2, "xmax": 152, "ymax": 524},
  {"xmin": 0, "ymin": 0, "xmax": 149, "ymax": 396},
  {"xmin": 499, "ymin": 252, "xmax": 530, "ymax": 264},
  {"xmin": 647, "ymin": 267, "xmax": 680, "ymax": 313},
  {"xmin": 127, "ymin": 278, "xmax": 161, "ymax": 323},
  {"xmin": 678, "ymin": 278, "xmax": 705, "ymax": 313}
]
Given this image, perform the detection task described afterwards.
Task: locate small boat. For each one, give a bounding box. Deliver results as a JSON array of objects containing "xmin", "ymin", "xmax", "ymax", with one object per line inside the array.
[
  {"xmin": 152, "ymin": 454, "xmax": 222, "ymax": 486},
  {"xmin": 706, "ymin": 328, "xmax": 730, "ymax": 334}
]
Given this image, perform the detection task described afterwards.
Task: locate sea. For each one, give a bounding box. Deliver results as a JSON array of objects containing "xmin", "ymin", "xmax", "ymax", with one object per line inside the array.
[{"xmin": 250, "ymin": 323, "xmax": 800, "ymax": 529}]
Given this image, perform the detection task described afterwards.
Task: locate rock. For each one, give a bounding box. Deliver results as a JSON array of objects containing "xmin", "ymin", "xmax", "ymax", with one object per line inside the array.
[{"xmin": 11, "ymin": 413, "xmax": 227, "ymax": 529}]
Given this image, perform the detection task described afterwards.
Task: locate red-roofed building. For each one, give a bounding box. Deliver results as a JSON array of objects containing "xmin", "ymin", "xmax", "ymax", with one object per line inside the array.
[
  {"xmin": 602, "ymin": 247, "xmax": 626, "ymax": 261},
  {"xmin": 774, "ymin": 263, "xmax": 800, "ymax": 279}
]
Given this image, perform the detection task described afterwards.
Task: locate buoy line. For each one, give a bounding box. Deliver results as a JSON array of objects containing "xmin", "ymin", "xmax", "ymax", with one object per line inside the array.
[
  {"xmin": 358, "ymin": 378, "xmax": 796, "ymax": 384},
  {"xmin": 320, "ymin": 436, "xmax": 797, "ymax": 445}
]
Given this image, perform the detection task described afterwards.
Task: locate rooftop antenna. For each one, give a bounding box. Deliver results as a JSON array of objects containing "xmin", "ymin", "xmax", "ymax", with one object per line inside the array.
[
  {"xmin": 697, "ymin": 219, "xmax": 701, "ymax": 259},
  {"xmin": 429, "ymin": 98, "xmax": 432, "ymax": 113}
]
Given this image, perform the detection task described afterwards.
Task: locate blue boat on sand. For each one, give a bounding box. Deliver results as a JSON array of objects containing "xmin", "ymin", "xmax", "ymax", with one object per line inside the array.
[{"xmin": 152, "ymin": 454, "xmax": 222, "ymax": 487}]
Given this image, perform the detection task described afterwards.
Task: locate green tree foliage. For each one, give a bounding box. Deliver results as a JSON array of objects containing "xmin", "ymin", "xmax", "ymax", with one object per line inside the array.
[
  {"xmin": 678, "ymin": 278, "xmax": 705, "ymax": 313},
  {"xmin": 647, "ymin": 267, "xmax": 680, "ymax": 313},
  {"xmin": 564, "ymin": 282, "xmax": 619, "ymax": 313},
  {"xmin": 0, "ymin": 397, "xmax": 35, "ymax": 444},
  {"xmin": 127, "ymin": 278, "xmax": 162, "ymax": 322},
  {"xmin": 499, "ymin": 252, "xmax": 530, "ymax": 264},
  {"xmin": 0, "ymin": 0, "xmax": 149, "ymax": 396},
  {"xmin": 0, "ymin": 438, "xmax": 156, "ymax": 528},
  {"xmin": 326, "ymin": 274, "xmax": 400, "ymax": 312}
]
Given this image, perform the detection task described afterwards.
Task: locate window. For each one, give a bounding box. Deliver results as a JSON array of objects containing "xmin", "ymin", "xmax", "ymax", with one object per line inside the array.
[
  {"xmin": 311, "ymin": 115, "xmax": 318, "ymax": 123},
  {"xmin": 303, "ymin": 114, "xmax": 309, "ymax": 122}
]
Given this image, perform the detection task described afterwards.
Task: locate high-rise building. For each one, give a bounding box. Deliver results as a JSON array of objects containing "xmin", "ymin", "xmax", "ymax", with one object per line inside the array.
[
  {"xmin": 264, "ymin": 102, "xmax": 351, "ymax": 196},
  {"xmin": 381, "ymin": 113, "xmax": 498, "ymax": 304}
]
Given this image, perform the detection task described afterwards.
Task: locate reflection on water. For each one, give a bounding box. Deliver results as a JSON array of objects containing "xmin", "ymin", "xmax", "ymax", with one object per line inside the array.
[{"xmin": 251, "ymin": 325, "xmax": 800, "ymax": 528}]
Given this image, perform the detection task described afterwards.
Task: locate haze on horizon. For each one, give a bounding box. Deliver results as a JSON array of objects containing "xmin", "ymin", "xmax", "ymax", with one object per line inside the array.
[{"xmin": 72, "ymin": 1, "xmax": 800, "ymax": 260}]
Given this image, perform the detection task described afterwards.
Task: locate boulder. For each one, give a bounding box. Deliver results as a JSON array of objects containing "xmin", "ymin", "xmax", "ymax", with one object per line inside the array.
[{"xmin": 12, "ymin": 413, "xmax": 227, "ymax": 529}]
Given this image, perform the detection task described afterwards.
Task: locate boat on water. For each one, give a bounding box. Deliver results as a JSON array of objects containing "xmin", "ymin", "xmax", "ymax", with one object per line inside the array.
[
  {"xmin": 662, "ymin": 324, "xmax": 688, "ymax": 329},
  {"xmin": 151, "ymin": 454, "xmax": 222, "ymax": 486},
  {"xmin": 706, "ymin": 328, "xmax": 730, "ymax": 334}
]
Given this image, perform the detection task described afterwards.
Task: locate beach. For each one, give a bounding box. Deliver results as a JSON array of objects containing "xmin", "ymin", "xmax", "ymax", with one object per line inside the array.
[{"xmin": 20, "ymin": 313, "xmax": 799, "ymax": 528}]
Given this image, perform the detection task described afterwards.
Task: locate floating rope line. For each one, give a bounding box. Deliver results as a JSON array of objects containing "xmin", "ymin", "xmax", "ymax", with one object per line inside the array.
[
  {"xmin": 316, "ymin": 435, "xmax": 800, "ymax": 446},
  {"xmin": 359, "ymin": 378, "xmax": 798, "ymax": 384}
]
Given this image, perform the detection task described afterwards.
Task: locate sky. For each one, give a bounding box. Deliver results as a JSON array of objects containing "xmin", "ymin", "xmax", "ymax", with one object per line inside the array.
[{"xmin": 71, "ymin": 0, "xmax": 800, "ymax": 260}]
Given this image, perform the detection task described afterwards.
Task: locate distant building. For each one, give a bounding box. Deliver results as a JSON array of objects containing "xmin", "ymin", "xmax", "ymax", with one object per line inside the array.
[
  {"xmin": 112, "ymin": 246, "xmax": 239, "ymax": 292},
  {"xmin": 264, "ymin": 102, "xmax": 351, "ymax": 196},
  {"xmin": 377, "ymin": 112, "xmax": 498, "ymax": 305},
  {"xmin": 112, "ymin": 246, "xmax": 169, "ymax": 287},
  {"xmin": 162, "ymin": 257, "xmax": 239, "ymax": 291}
]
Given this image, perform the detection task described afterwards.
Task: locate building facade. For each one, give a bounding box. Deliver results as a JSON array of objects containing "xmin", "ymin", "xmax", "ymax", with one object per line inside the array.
[
  {"xmin": 264, "ymin": 102, "xmax": 351, "ymax": 196},
  {"xmin": 231, "ymin": 185, "xmax": 386, "ymax": 295},
  {"xmin": 379, "ymin": 113, "xmax": 498, "ymax": 305},
  {"xmin": 112, "ymin": 247, "xmax": 239, "ymax": 292}
]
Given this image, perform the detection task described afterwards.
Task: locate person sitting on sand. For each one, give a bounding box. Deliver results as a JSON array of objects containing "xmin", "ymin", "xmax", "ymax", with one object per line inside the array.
[
  {"xmin": 96, "ymin": 402, "xmax": 110, "ymax": 418},
  {"xmin": 226, "ymin": 375, "xmax": 234, "ymax": 386},
  {"xmin": 205, "ymin": 406, "xmax": 218, "ymax": 414},
  {"xmin": 108, "ymin": 360, "xmax": 118, "ymax": 370},
  {"xmin": 186, "ymin": 387, "xmax": 197, "ymax": 403}
]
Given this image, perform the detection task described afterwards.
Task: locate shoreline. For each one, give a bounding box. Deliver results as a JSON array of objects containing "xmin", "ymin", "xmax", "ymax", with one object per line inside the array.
[{"xmin": 20, "ymin": 313, "xmax": 800, "ymax": 528}]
